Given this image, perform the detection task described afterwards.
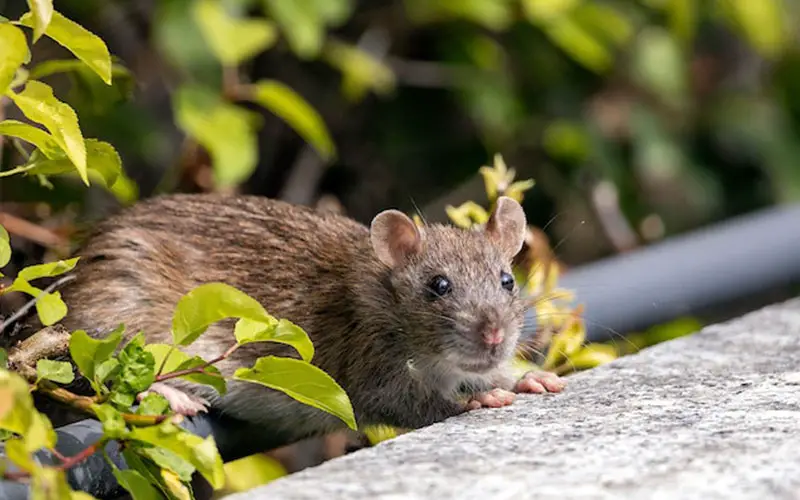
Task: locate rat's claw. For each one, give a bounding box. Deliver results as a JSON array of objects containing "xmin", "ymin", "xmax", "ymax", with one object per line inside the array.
[
  {"xmin": 138, "ymin": 382, "xmax": 209, "ymax": 417},
  {"xmin": 514, "ymin": 370, "xmax": 566, "ymax": 394},
  {"xmin": 467, "ymin": 388, "xmax": 516, "ymax": 409}
]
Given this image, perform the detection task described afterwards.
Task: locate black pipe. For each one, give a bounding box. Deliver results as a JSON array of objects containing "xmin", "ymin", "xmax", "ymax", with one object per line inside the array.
[
  {"xmin": 547, "ymin": 202, "xmax": 800, "ymax": 342},
  {"xmin": 3, "ymin": 202, "xmax": 800, "ymax": 498}
]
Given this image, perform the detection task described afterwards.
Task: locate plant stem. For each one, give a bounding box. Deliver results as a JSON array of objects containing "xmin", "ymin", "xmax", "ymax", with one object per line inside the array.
[
  {"xmin": 155, "ymin": 343, "xmax": 238, "ymax": 382},
  {"xmin": 2, "ymin": 439, "xmax": 108, "ymax": 481},
  {"xmin": 0, "ymin": 275, "xmax": 76, "ymax": 334}
]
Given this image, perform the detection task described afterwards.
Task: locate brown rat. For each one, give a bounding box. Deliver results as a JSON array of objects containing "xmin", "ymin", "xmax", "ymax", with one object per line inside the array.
[{"xmin": 57, "ymin": 193, "xmax": 564, "ymax": 440}]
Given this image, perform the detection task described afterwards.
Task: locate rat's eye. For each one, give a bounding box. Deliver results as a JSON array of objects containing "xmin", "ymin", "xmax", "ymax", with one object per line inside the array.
[
  {"xmin": 426, "ymin": 275, "xmax": 452, "ymax": 300},
  {"xmin": 500, "ymin": 271, "xmax": 515, "ymax": 292}
]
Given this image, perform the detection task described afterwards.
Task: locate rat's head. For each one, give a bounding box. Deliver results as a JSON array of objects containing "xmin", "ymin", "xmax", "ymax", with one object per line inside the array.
[{"xmin": 370, "ymin": 196, "xmax": 528, "ymax": 374}]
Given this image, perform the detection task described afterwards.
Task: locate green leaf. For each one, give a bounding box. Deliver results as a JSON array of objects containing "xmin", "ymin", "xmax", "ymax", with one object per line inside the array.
[
  {"xmin": 193, "ymin": 0, "xmax": 277, "ymax": 66},
  {"xmin": 174, "ymin": 85, "xmax": 259, "ymax": 188},
  {"xmin": 0, "ymin": 24, "xmax": 28, "ymax": 94},
  {"xmin": 139, "ymin": 446, "xmax": 195, "ymax": 482},
  {"xmin": 13, "ymin": 139, "xmax": 123, "ymax": 188},
  {"xmin": 0, "ymin": 225, "xmax": 10, "ymax": 268},
  {"xmin": 25, "ymin": 0, "xmax": 54, "ymax": 42},
  {"xmin": 234, "ymin": 356, "xmax": 356, "ymax": 430},
  {"xmin": 112, "ymin": 468, "xmax": 162, "ymax": 500},
  {"xmin": 0, "ymin": 369, "xmax": 57, "ymax": 452},
  {"xmin": 19, "ymin": 11, "xmax": 112, "ymax": 84},
  {"xmin": 95, "ymin": 358, "xmax": 120, "ymax": 385},
  {"xmin": 69, "ymin": 325, "xmax": 124, "ymax": 382},
  {"xmin": 17, "ymin": 258, "xmax": 79, "ymax": 282},
  {"xmin": 35, "ymin": 359, "xmax": 74, "ymax": 384},
  {"xmin": 0, "ymin": 120, "xmax": 62, "ymax": 159},
  {"xmin": 234, "ymin": 318, "xmax": 314, "ymax": 362},
  {"xmin": 322, "ymin": 41, "xmax": 396, "ymax": 102},
  {"xmin": 248, "ymin": 80, "xmax": 335, "ymax": 160},
  {"xmin": 91, "ymin": 403, "xmax": 127, "ymax": 439},
  {"xmin": 5, "ymin": 437, "xmax": 35, "ymax": 471},
  {"xmin": 129, "ymin": 422, "xmax": 225, "ymax": 489},
  {"xmin": 262, "ymin": 0, "xmax": 325, "ymax": 59},
  {"xmin": 724, "ymin": 0, "xmax": 786, "ymax": 59},
  {"xmin": 112, "ymin": 333, "xmax": 156, "ymax": 407},
  {"xmin": 35, "ymin": 291, "xmax": 67, "ymax": 326},
  {"xmin": 136, "ymin": 393, "xmax": 170, "ymax": 416},
  {"xmin": 31, "ymin": 467, "xmax": 73, "ymax": 500},
  {"xmin": 7, "ymin": 81, "xmax": 87, "ymax": 184},
  {"xmin": 171, "ymin": 282, "xmax": 276, "ymax": 346}
]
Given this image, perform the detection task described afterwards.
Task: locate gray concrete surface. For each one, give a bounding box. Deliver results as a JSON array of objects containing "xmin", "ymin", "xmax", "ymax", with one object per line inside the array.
[{"xmin": 228, "ymin": 299, "xmax": 800, "ymax": 500}]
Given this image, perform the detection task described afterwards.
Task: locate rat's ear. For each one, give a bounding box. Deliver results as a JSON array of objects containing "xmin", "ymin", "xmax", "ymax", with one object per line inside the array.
[
  {"xmin": 485, "ymin": 196, "xmax": 527, "ymax": 259},
  {"xmin": 371, "ymin": 210, "xmax": 424, "ymax": 268}
]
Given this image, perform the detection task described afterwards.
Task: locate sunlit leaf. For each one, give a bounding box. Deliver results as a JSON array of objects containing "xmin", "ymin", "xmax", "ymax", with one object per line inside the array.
[
  {"xmin": 25, "ymin": 0, "xmax": 54, "ymax": 42},
  {"xmin": 194, "ymin": 0, "xmax": 277, "ymax": 66},
  {"xmin": 234, "ymin": 356, "xmax": 356, "ymax": 430},
  {"xmin": 0, "ymin": 24, "xmax": 28, "ymax": 93},
  {"xmin": 262, "ymin": 0, "xmax": 325, "ymax": 59},
  {"xmin": 7, "ymin": 81, "xmax": 87, "ymax": 184},
  {"xmin": 19, "ymin": 11, "xmax": 112, "ymax": 84},
  {"xmin": 136, "ymin": 393, "xmax": 170, "ymax": 417},
  {"xmin": 18, "ymin": 258, "xmax": 79, "ymax": 281},
  {"xmin": 445, "ymin": 201, "xmax": 489, "ymax": 228},
  {"xmin": 14, "ymin": 139, "xmax": 123, "ymax": 188},
  {"xmin": 35, "ymin": 291, "xmax": 67, "ymax": 326},
  {"xmin": 92, "ymin": 403, "xmax": 127, "ymax": 439},
  {"xmin": 171, "ymin": 282, "xmax": 276, "ymax": 346},
  {"xmin": 0, "ymin": 225, "xmax": 10, "ymax": 268},
  {"xmin": 724, "ymin": 0, "xmax": 787, "ymax": 59},
  {"xmin": 248, "ymin": 80, "xmax": 336, "ymax": 160},
  {"xmin": 160, "ymin": 468, "xmax": 192, "ymax": 500},
  {"xmin": 139, "ymin": 446, "xmax": 195, "ymax": 482},
  {"xmin": 31, "ymin": 466, "xmax": 73, "ymax": 500},
  {"xmin": 234, "ymin": 318, "xmax": 314, "ymax": 362},
  {"xmin": 563, "ymin": 343, "xmax": 618, "ymax": 371},
  {"xmin": 0, "ymin": 120, "xmax": 62, "ymax": 159},
  {"xmin": 112, "ymin": 468, "xmax": 161, "ymax": 500},
  {"xmin": 363, "ymin": 425, "xmax": 399, "ymax": 445},
  {"xmin": 110, "ymin": 333, "xmax": 155, "ymax": 408},
  {"xmin": 542, "ymin": 17, "xmax": 612, "ymax": 73},
  {"xmin": 0, "ymin": 369, "xmax": 56, "ymax": 452},
  {"xmin": 69, "ymin": 326, "xmax": 124, "ymax": 383},
  {"xmin": 223, "ymin": 453, "xmax": 287, "ymax": 493},
  {"xmin": 36, "ymin": 359, "xmax": 74, "ymax": 384},
  {"xmin": 542, "ymin": 318, "xmax": 586, "ymax": 370},
  {"xmin": 129, "ymin": 423, "xmax": 225, "ymax": 489},
  {"xmin": 323, "ymin": 41, "xmax": 395, "ymax": 102},
  {"xmin": 143, "ymin": 344, "xmax": 227, "ymax": 395},
  {"xmin": 174, "ymin": 85, "xmax": 259, "ymax": 188}
]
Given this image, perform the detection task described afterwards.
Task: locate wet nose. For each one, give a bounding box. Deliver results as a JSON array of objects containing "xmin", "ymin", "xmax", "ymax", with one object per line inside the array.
[{"xmin": 483, "ymin": 327, "xmax": 504, "ymax": 345}]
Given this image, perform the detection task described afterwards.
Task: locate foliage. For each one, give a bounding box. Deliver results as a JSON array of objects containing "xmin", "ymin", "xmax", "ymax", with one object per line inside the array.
[
  {"xmin": 0, "ymin": 3, "xmax": 353, "ymax": 497},
  {"xmin": 0, "ymin": 278, "xmax": 355, "ymax": 498}
]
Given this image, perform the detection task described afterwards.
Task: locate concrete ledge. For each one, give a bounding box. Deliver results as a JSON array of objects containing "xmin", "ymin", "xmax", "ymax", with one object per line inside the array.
[{"xmin": 229, "ymin": 299, "xmax": 800, "ymax": 499}]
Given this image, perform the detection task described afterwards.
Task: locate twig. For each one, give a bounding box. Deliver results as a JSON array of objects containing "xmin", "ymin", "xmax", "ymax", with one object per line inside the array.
[
  {"xmin": 155, "ymin": 343, "xmax": 238, "ymax": 382},
  {"xmin": 2, "ymin": 438, "xmax": 108, "ymax": 480},
  {"xmin": 0, "ymin": 275, "xmax": 77, "ymax": 334},
  {"xmin": 0, "ymin": 212, "xmax": 69, "ymax": 250}
]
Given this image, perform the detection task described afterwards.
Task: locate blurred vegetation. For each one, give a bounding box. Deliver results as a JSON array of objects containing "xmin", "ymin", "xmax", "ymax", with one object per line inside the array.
[
  {"xmin": 2, "ymin": 0, "xmax": 800, "ymax": 497},
  {"xmin": 3, "ymin": 0, "xmax": 799, "ymax": 265}
]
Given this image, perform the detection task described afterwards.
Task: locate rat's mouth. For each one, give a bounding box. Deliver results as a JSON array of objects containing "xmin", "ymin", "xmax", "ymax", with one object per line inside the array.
[{"xmin": 455, "ymin": 356, "xmax": 501, "ymax": 373}]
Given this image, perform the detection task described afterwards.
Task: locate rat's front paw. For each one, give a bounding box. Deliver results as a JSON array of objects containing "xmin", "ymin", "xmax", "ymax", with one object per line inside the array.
[
  {"xmin": 138, "ymin": 382, "xmax": 209, "ymax": 417},
  {"xmin": 514, "ymin": 370, "xmax": 566, "ymax": 394},
  {"xmin": 465, "ymin": 388, "xmax": 516, "ymax": 410}
]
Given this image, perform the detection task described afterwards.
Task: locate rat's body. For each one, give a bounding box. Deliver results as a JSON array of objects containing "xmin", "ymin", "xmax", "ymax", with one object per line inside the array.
[{"xmin": 59, "ymin": 194, "xmax": 563, "ymax": 441}]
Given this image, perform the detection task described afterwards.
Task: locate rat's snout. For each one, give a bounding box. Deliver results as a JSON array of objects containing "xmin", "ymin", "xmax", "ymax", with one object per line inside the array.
[{"xmin": 483, "ymin": 327, "xmax": 504, "ymax": 345}]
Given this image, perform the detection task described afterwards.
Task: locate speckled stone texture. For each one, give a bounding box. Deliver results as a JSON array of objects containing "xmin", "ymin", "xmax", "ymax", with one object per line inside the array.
[{"xmin": 228, "ymin": 299, "xmax": 800, "ymax": 500}]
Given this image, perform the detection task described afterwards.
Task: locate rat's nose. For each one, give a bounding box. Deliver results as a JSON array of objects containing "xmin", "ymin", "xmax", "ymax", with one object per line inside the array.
[{"xmin": 483, "ymin": 327, "xmax": 504, "ymax": 345}]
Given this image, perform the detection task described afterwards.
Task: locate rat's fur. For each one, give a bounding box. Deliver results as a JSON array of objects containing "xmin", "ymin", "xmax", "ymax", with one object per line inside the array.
[{"xmin": 58, "ymin": 194, "xmax": 530, "ymax": 441}]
